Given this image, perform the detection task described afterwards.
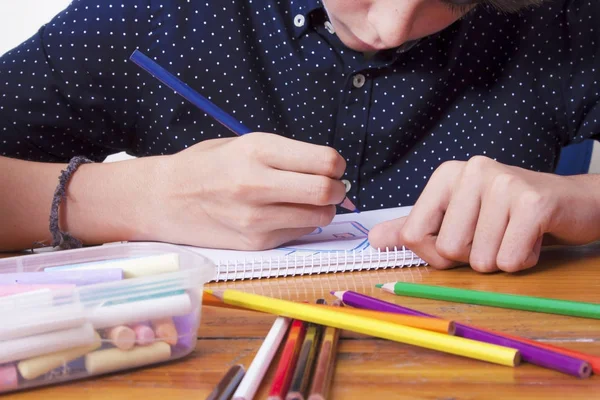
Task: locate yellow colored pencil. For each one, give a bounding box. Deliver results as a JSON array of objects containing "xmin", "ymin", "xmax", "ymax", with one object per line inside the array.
[{"xmin": 211, "ymin": 290, "xmax": 520, "ymax": 367}]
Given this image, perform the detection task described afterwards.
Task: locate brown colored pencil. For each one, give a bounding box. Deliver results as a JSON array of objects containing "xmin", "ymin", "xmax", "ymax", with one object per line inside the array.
[
  {"xmin": 307, "ymin": 305, "xmax": 340, "ymax": 400},
  {"xmin": 206, "ymin": 364, "xmax": 245, "ymax": 400},
  {"xmin": 285, "ymin": 301, "xmax": 324, "ymax": 400}
]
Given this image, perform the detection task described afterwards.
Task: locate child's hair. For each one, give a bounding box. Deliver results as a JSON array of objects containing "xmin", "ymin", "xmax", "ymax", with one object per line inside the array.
[{"xmin": 486, "ymin": 0, "xmax": 547, "ymax": 13}]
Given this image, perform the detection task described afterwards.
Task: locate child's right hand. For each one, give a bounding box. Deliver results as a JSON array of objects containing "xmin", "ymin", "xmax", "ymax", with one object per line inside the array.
[{"xmin": 140, "ymin": 132, "xmax": 348, "ymax": 250}]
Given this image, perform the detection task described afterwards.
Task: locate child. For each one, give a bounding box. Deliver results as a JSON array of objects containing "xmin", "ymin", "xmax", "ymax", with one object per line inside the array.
[{"xmin": 0, "ymin": 0, "xmax": 598, "ymax": 273}]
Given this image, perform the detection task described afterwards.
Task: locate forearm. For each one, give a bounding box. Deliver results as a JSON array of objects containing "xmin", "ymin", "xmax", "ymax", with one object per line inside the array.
[
  {"xmin": 0, "ymin": 156, "xmax": 164, "ymax": 252},
  {"xmin": 0, "ymin": 157, "xmax": 64, "ymax": 251}
]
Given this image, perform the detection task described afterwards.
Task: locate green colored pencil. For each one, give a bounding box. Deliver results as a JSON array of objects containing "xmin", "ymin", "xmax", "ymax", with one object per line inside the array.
[{"xmin": 377, "ymin": 282, "xmax": 600, "ymax": 320}]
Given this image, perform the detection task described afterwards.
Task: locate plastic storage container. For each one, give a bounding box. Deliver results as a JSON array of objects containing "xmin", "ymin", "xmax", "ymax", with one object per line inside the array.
[{"xmin": 0, "ymin": 242, "xmax": 216, "ymax": 394}]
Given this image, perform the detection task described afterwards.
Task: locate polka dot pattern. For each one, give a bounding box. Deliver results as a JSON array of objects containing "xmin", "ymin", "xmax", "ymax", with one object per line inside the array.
[{"xmin": 0, "ymin": 0, "xmax": 598, "ymax": 211}]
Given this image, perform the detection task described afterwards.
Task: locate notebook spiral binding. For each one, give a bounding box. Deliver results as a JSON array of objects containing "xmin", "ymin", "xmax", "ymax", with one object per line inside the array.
[{"xmin": 212, "ymin": 246, "xmax": 427, "ymax": 282}]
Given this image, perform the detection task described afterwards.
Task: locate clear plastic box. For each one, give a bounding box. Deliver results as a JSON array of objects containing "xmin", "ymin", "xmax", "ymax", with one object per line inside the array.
[{"xmin": 0, "ymin": 242, "xmax": 216, "ymax": 394}]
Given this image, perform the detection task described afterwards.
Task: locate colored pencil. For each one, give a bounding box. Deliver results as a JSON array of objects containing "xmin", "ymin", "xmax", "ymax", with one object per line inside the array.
[
  {"xmin": 203, "ymin": 291, "xmax": 453, "ymax": 334},
  {"xmin": 206, "ymin": 364, "xmax": 246, "ymax": 400},
  {"xmin": 286, "ymin": 322, "xmax": 322, "ymax": 400},
  {"xmin": 332, "ymin": 291, "xmax": 592, "ymax": 378},
  {"xmin": 477, "ymin": 328, "xmax": 600, "ymax": 375},
  {"xmin": 268, "ymin": 320, "xmax": 307, "ymax": 400},
  {"xmin": 232, "ymin": 317, "xmax": 291, "ymax": 400},
  {"xmin": 378, "ymin": 281, "xmax": 600, "ymax": 320},
  {"xmin": 313, "ymin": 304, "xmax": 454, "ymax": 335},
  {"xmin": 211, "ymin": 290, "xmax": 520, "ymax": 367},
  {"xmin": 308, "ymin": 304, "xmax": 340, "ymax": 400},
  {"xmin": 129, "ymin": 49, "xmax": 358, "ymax": 213}
]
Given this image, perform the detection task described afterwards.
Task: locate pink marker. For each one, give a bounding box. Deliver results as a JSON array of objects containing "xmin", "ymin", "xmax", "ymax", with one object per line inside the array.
[{"xmin": 131, "ymin": 323, "xmax": 155, "ymax": 346}]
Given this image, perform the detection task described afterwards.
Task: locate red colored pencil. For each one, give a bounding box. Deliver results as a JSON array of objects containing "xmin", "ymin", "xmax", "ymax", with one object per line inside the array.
[
  {"xmin": 476, "ymin": 326, "xmax": 600, "ymax": 374},
  {"xmin": 267, "ymin": 319, "xmax": 307, "ymax": 400}
]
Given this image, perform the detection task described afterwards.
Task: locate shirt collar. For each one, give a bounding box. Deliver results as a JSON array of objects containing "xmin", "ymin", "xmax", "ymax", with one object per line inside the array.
[{"xmin": 289, "ymin": 0, "xmax": 323, "ymax": 39}]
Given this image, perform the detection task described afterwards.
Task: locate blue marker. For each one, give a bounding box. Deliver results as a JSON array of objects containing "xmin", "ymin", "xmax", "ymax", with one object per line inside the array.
[{"xmin": 129, "ymin": 49, "xmax": 359, "ymax": 213}]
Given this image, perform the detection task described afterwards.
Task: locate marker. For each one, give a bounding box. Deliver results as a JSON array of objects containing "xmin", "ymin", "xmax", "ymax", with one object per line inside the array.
[{"xmin": 129, "ymin": 49, "xmax": 359, "ymax": 213}]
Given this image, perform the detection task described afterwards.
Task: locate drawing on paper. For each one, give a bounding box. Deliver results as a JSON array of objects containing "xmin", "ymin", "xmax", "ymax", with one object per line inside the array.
[{"xmin": 276, "ymin": 221, "xmax": 370, "ymax": 256}]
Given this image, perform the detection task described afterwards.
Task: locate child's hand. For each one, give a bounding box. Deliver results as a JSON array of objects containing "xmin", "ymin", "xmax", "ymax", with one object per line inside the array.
[
  {"xmin": 369, "ymin": 156, "xmax": 600, "ymax": 273},
  {"xmin": 145, "ymin": 132, "xmax": 348, "ymax": 250}
]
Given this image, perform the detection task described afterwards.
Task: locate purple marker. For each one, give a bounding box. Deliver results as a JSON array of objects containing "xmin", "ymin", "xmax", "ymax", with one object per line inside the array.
[
  {"xmin": 0, "ymin": 269, "xmax": 124, "ymax": 286},
  {"xmin": 331, "ymin": 290, "xmax": 592, "ymax": 378}
]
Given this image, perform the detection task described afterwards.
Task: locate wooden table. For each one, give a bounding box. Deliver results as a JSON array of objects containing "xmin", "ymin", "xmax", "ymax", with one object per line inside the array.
[{"xmin": 3, "ymin": 244, "xmax": 600, "ymax": 399}]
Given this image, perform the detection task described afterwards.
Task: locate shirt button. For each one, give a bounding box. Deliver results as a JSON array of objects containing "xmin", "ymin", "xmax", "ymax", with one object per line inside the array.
[
  {"xmin": 324, "ymin": 21, "xmax": 335, "ymax": 34},
  {"xmin": 294, "ymin": 14, "xmax": 305, "ymax": 27},
  {"xmin": 352, "ymin": 74, "xmax": 366, "ymax": 88}
]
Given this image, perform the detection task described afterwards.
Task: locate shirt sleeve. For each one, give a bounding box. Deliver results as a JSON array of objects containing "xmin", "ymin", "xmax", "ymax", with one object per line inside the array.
[
  {"xmin": 0, "ymin": 0, "xmax": 151, "ymax": 162},
  {"xmin": 561, "ymin": 0, "xmax": 600, "ymax": 144}
]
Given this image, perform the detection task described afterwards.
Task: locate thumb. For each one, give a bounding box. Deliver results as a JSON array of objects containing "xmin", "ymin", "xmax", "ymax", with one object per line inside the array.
[{"xmin": 368, "ymin": 217, "xmax": 408, "ymax": 250}]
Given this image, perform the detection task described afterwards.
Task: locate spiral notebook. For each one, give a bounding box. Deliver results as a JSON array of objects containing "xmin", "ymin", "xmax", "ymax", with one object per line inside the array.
[{"xmin": 187, "ymin": 206, "xmax": 426, "ymax": 282}]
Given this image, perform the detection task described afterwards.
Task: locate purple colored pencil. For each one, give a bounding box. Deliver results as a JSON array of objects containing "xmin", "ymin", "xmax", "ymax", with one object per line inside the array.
[
  {"xmin": 0, "ymin": 269, "xmax": 124, "ymax": 286},
  {"xmin": 331, "ymin": 290, "xmax": 592, "ymax": 378}
]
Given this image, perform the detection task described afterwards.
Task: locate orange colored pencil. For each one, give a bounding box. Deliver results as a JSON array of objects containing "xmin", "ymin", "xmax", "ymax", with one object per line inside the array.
[
  {"xmin": 203, "ymin": 292, "xmax": 244, "ymax": 310},
  {"xmin": 311, "ymin": 304, "xmax": 455, "ymax": 335}
]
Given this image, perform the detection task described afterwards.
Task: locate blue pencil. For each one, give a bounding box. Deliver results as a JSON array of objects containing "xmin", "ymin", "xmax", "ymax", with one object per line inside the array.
[
  {"xmin": 129, "ymin": 49, "xmax": 359, "ymax": 213},
  {"xmin": 129, "ymin": 49, "xmax": 251, "ymax": 136}
]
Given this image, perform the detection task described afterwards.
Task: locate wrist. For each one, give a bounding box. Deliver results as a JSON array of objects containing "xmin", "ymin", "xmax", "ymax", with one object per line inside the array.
[
  {"xmin": 61, "ymin": 156, "xmax": 165, "ymax": 245},
  {"xmin": 548, "ymin": 173, "xmax": 600, "ymax": 244}
]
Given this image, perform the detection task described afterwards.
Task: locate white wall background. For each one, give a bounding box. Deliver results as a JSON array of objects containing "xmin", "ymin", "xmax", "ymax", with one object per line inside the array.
[
  {"xmin": 0, "ymin": 1, "xmax": 72, "ymax": 56},
  {"xmin": 0, "ymin": 1, "xmax": 598, "ymax": 169}
]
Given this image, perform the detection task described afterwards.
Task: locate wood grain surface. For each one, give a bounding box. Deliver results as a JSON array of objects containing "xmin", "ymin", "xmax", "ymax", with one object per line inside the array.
[{"xmin": 2, "ymin": 243, "xmax": 600, "ymax": 399}]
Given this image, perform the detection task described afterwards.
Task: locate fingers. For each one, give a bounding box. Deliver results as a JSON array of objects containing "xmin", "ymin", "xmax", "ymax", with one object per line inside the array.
[
  {"xmin": 264, "ymin": 170, "xmax": 348, "ymax": 206},
  {"xmin": 496, "ymin": 192, "xmax": 548, "ymax": 272},
  {"xmin": 236, "ymin": 226, "xmax": 320, "ymax": 251},
  {"xmin": 468, "ymin": 180, "xmax": 511, "ymax": 273},
  {"xmin": 398, "ymin": 162, "xmax": 464, "ymax": 269},
  {"xmin": 368, "ymin": 217, "xmax": 408, "ymax": 249},
  {"xmin": 231, "ymin": 204, "xmax": 337, "ymax": 233},
  {"xmin": 241, "ymin": 132, "xmax": 347, "ymax": 179},
  {"xmin": 436, "ymin": 160, "xmax": 486, "ymax": 263},
  {"xmin": 370, "ymin": 158, "xmax": 548, "ymax": 273}
]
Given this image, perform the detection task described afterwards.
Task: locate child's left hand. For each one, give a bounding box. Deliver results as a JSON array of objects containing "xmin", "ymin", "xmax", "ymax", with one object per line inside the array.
[{"xmin": 369, "ymin": 156, "xmax": 600, "ymax": 273}]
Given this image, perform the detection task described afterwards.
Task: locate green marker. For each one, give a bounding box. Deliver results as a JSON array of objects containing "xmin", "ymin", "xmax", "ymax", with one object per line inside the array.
[{"xmin": 377, "ymin": 281, "xmax": 600, "ymax": 320}]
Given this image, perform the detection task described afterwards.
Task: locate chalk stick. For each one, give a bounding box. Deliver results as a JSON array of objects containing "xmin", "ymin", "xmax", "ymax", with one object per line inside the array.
[
  {"xmin": 17, "ymin": 333, "xmax": 102, "ymax": 380},
  {"xmin": 0, "ymin": 303, "xmax": 86, "ymax": 341},
  {"xmin": 85, "ymin": 342, "xmax": 172, "ymax": 375},
  {"xmin": 0, "ymin": 269, "xmax": 124, "ymax": 286},
  {"xmin": 0, "ymin": 284, "xmax": 75, "ymax": 297},
  {"xmin": 151, "ymin": 318, "xmax": 178, "ymax": 346},
  {"xmin": 106, "ymin": 326, "xmax": 136, "ymax": 350},
  {"xmin": 0, "ymin": 323, "xmax": 96, "ymax": 364},
  {"xmin": 0, "ymin": 289, "xmax": 54, "ymax": 310},
  {"xmin": 172, "ymin": 312, "xmax": 197, "ymax": 350},
  {"xmin": 45, "ymin": 254, "xmax": 180, "ymax": 279},
  {"xmin": 0, "ymin": 364, "xmax": 18, "ymax": 392},
  {"xmin": 89, "ymin": 293, "xmax": 192, "ymax": 329},
  {"xmin": 131, "ymin": 323, "xmax": 155, "ymax": 346}
]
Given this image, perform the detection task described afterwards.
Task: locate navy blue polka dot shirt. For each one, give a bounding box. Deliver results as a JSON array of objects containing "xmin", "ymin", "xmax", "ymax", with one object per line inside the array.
[{"xmin": 1, "ymin": 0, "xmax": 599, "ymax": 211}]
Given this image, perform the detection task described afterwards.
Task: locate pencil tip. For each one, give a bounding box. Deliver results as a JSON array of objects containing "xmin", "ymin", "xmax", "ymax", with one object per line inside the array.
[{"xmin": 375, "ymin": 284, "xmax": 383, "ymax": 288}]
